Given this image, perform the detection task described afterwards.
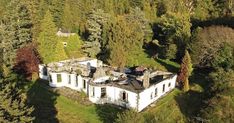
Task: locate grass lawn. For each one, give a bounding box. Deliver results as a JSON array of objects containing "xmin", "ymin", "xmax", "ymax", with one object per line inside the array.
[
  {"xmin": 143, "ymin": 89, "xmax": 186, "ymax": 123},
  {"xmin": 28, "ymin": 80, "xmax": 124, "ymax": 123}
]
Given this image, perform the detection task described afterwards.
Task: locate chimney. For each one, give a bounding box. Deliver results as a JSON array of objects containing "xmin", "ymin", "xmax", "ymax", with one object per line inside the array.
[{"xmin": 143, "ymin": 70, "xmax": 150, "ymax": 88}]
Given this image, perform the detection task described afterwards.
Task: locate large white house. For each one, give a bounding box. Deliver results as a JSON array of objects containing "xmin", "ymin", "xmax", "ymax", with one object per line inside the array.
[{"xmin": 39, "ymin": 57, "xmax": 177, "ymax": 112}]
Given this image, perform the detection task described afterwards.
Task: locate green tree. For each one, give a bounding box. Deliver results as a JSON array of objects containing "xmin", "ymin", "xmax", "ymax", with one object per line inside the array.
[
  {"xmin": 116, "ymin": 110, "xmax": 144, "ymax": 123},
  {"xmin": 38, "ymin": 10, "xmax": 58, "ymax": 64},
  {"xmin": 84, "ymin": 9, "xmax": 110, "ymax": 58},
  {"xmin": 0, "ymin": 73, "xmax": 34, "ymax": 122},
  {"xmin": 61, "ymin": 0, "xmax": 73, "ymax": 31},
  {"xmin": 165, "ymin": 44, "xmax": 177, "ymax": 60},
  {"xmin": 1, "ymin": 0, "xmax": 32, "ymax": 67},
  {"xmin": 54, "ymin": 40, "xmax": 68, "ymax": 62},
  {"xmin": 192, "ymin": 0, "xmax": 214, "ymax": 20},
  {"xmin": 21, "ymin": 0, "xmax": 41, "ymax": 42},
  {"xmin": 50, "ymin": 0, "xmax": 65, "ymax": 27},
  {"xmin": 65, "ymin": 34, "xmax": 83, "ymax": 58},
  {"xmin": 108, "ymin": 15, "xmax": 144, "ymax": 67},
  {"xmin": 200, "ymin": 69, "xmax": 234, "ymax": 122},
  {"xmin": 158, "ymin": 11, "xmax": 191, "ymax": 59}
]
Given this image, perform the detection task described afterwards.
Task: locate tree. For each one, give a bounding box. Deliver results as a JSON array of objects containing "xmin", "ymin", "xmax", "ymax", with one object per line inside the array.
[
  {"xmin": 165, "ymin": 44, "xmax": 177, "ymax": 60},
  {"xmin": 61, "ymin": 0, "xmax": 73, "ymax": 31},
  {"xmin": 38, "ymin": 10, "xmax": 63, "ymax": 64},
  {"xmin": 126, "ymin": 7, "xmax": 153, "ymax": 42},
  {"xmin": 190, "ymin": 26, "xmax": 234, "ymax": 68},
  {"xmin": 158, "ymin": 11, "xmax": 191, "ymax": 59},
  {"xmin": 54, "ymin": 39, "xmax": 68, "ymax": 62},
  {"xmin": 200, "ymin": 69, "xmax": 234, "ymax": 122},
  {"xmin": 211, "ymin": 43, "xmax": 234, "ymax": 70},
  {"xmin": 65, "ymin": 34, "xmax": 83, "ymax": 58},
  {"xmin": 14, "ymin": 44, "xmax": 40, "ymax": 80},
  {"xmin": 21, "ymin": 0, "xmax": 41, "ymax": 42},
  {"xmin": 1, "ymin": 0, "xmax": 32, "ymax": 67},
  {"xmin": 50, "ymin": 0, "xmax": 65, "ymax": 27},
  {"xmin": 107, "ymin": 15, "xmax": 144, "ymax": 67},
  {"xmin": 177, "ymin": 50, "xmax": 193, "ymax": 92},
  {"xmin": 192, "ymin": 0, "xmax": 214, "ymax": 21},
  {"xmin": 83, "ymin": 9, "xmax": 110, "ymax": 58},
  {"xmin": 116, "ymin": 110, "xmax": 144, "ymax": 123},
  {"xmin": 0, "ymin": 73, "xmax": 34, "ymax": 122}
]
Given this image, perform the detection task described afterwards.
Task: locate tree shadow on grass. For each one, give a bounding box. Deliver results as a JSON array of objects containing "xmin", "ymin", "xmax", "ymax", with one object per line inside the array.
[
  {"xmin": 174, "ymin": 90, "xmax": 204, "ymax": 122},
  {"xmin": 27, "ymin": 79, "xmax": 59, "ymax": 123},
  {"xmin": 189, "ymin": 68, "xmax": 212, "ymax": 92},
  {"xmin": 156, "ymin": 59, "xmax": 179, "ymax": 73},
  {"xmin": 95, "ymin": 104, "xmax": 125, "ymax": 123}
]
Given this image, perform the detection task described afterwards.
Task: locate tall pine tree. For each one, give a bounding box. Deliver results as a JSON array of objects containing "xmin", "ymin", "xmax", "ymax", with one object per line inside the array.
[
  {"xmin": 1, "ymin": 0, "xmax": 32, "ymax": 68},
  {"xmin": 0, "ymin": 73, "xmax": 34, "ymax": 122},
  {"xmin": 38, "ymin": 10, "xmax": 67, "ymax": 64}
]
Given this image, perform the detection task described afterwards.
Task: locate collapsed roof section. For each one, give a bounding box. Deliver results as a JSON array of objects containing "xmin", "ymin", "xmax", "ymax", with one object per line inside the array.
[{"xmin": 44, "ymin": 57, "xmax": 175, "ymax": 93}]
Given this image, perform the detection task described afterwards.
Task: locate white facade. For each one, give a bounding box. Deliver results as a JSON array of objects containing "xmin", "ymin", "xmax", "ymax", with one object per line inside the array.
[
  {"xmin": 88, "ymin": 85, "xmax": 138, "ymax": 110},
  {"xmin": 138, "ymin": 75, "xmax": 177, "ymax": 111},
  {"xmin": 38, "ymin": 57, "xmax": 177, "ymax": 112}
]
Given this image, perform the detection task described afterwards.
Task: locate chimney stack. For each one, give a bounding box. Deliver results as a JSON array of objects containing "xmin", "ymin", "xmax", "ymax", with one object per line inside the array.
[{"xmin": 143, "ymin": 70, "xmax": 150, "ymax": 88}]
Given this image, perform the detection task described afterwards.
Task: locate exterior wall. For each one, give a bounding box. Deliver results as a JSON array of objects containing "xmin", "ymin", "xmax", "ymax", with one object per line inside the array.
[
  {"xmin": 49, "ymin": 72, "xmax": 89, "ymax": 93},
  {"xmin": 89, "ymin": 86, "xmax": 138, "ymax": 110},
  {"xmin": 39, "ymin": 64, "xmax": 48, "ymax": 80},
  {"xmin": 138, "ymin": 75, "xmax": 177, "ymax": 112}
]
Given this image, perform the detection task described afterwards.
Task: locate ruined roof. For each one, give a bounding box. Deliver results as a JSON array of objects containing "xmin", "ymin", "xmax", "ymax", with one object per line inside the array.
[
  {"xmin": 90, "ymin": 71, "xmax": 176, "ymax": 93},
  {"xmin": 46, "ymin": 57, "xmax": 96, "ymax": 76}
]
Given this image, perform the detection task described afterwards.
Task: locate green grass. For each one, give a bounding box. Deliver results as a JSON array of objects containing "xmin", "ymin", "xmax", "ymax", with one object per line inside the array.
[
  {"xmin": 143, "ymin": 89, "xmax": 186, "ymax": 123},
  {"xmin": 127, "ymin": 52, "xmax": 167, "ymax": 71},
  {"xmin": 56, "ymin": 96, "xmax": 101, "ymax": 123},
  {"xmin": 28, "ymin": 80, "xmax": 123, "ymax": 123},
  {"xmin": 156, "ymin": 58, "xmax": 180, "ymax": 73}
]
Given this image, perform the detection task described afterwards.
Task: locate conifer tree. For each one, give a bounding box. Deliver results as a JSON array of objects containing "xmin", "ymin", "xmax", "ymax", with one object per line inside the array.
[
  {"xmin": 50, "ymin": 0, "xmax": 65, "ymax": 27},
  {"xmin": 38, "ymin": 9, "xmax": 68, "ymax": 63},
  {"xmin": 1, "ymin": 0, "xmax": 32, "ymax": 67},
  {"xmin": 61, "ymin": 0, "xmax": 73, "ymax": 31},
  {"xmin": 38, "ymin": 10, "xmax": 58, "ymax": 64},
  {"xmin": 177, "ymin": 50, "xmax": 193, "ymax": 92},
  {"xmin": 54, "ymin": 40, "xmax": 68, "ymax": 62},
  {"xmin": 65, "ymin": 34, "xmax": 83, "ymax": 58},
  {"xmin": 0, "ymin": 73, "xmax": 34, "ymax": 122},
  {"xmin": 84, "ymin": 9, "xmax": 110, "ymax": 58},
  {"xmin": 21, "ymin": 0, "xmax": 41, "ymax": 42}
]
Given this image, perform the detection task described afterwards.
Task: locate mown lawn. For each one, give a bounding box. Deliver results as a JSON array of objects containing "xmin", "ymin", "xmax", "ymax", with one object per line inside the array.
[{"xmin": 28, "ymin": 80, "xmax": 124, "ymax": 123}]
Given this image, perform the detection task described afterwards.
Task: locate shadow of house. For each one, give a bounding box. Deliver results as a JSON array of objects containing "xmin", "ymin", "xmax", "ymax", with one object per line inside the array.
[
  {"xmin": 27, "ymin": 79, "xmax": 59, "ymax": 123},
  {"xmin": 95, "ymin": 104, "xmax": 125, "ymax": 123}
]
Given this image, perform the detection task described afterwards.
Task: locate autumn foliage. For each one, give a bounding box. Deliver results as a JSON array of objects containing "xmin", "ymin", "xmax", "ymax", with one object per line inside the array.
[
  {"xmin": 177, "ymin": 50, "xmax": 193, "ymax": 92},
  {"xmin": 14, "ymin": 44, "xmax": 40, "ymax": 80}
]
